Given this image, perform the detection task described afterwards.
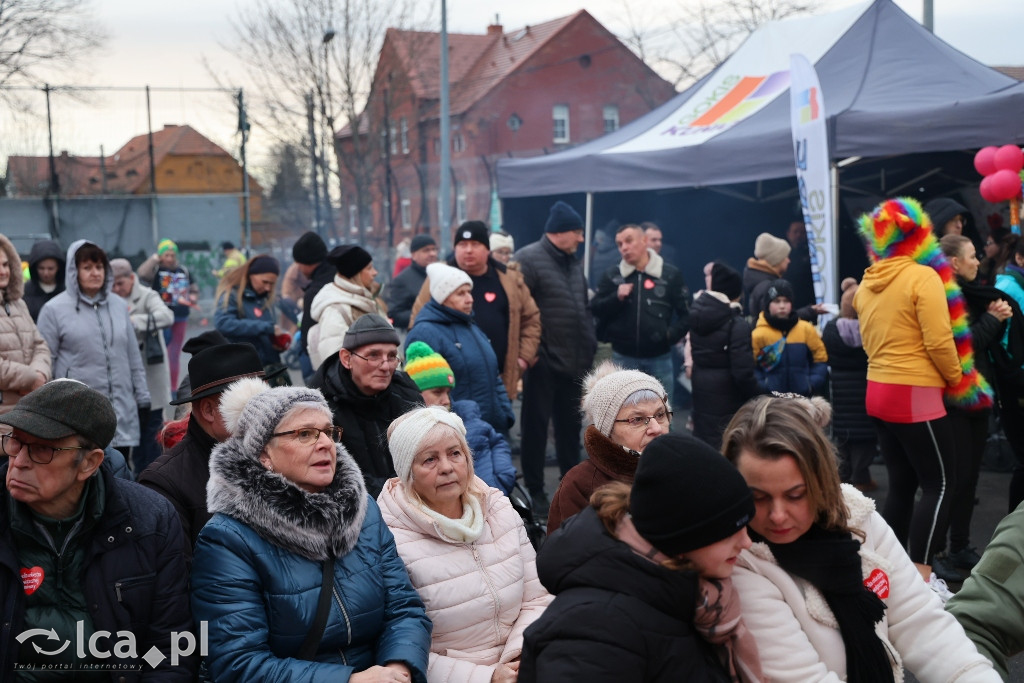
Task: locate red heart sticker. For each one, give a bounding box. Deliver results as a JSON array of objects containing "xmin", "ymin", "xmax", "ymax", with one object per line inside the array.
[
  {"xmin": 253, "ymin": 307, "xmax": 263, "ymax": 318},
  {"xmin": 643, "ymin": 278, "xmax": 656, "ymax": 290},
  {"xmin": 21, "ymin": 566, "xmax": 44, "ymax": 595},
  {"xmin": 864, "ymin": 568, "xmax": 889, "ymax": 599},
  {"xmin": 484, "ymin": 292, "xmax": 497, "ymax": 303}
]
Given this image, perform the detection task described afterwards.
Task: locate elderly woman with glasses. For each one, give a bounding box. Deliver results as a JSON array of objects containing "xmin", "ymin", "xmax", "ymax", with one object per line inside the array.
[
  {"xmin": 405, "ymin": 262, "xmax": 515, "ymax": 434},
  {"xmin": 191, "ymin": 378, "xmax": 431, "ymax": 683},
  {"xmin": 378, "ymin": 406, "xmax": 551, "ymax": 683},
  {"xmin": 546, "ymin": 362, "xmax": 669, "ymax": 533}
]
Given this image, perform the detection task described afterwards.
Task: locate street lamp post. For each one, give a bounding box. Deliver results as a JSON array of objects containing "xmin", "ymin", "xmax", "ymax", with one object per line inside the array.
[{"xmin": 321, "ymin": 28, "xmax": 337, "ymax": 242}]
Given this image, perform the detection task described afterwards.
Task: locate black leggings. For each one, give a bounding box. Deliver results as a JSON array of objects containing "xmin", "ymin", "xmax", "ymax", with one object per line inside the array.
[
  {"xmin": 872, "ymin": 416, "xmax": 956, "ymax": 565},
  {"xmin": 945, "ymin": 408, "xmax": 990, "ymax": 553},
  {"xmin": 996, "ymin": 378, "xmax": 1024, "ymax": 512}
]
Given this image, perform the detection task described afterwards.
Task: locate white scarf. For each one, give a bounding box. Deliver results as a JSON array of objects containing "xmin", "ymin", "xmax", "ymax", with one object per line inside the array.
[{"xmin": 413, "ymin": 492, "xmax": 485, "ymax": 543}]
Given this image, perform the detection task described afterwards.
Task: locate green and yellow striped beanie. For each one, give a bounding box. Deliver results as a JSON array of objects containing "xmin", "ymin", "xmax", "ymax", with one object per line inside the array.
[
  {"xmin": 405, "ymin": 341, "xmax": 455, "ymax": 391},
  {"xmin": 157, "ymin": 239, "xmax": 178, "ymax": 256}
]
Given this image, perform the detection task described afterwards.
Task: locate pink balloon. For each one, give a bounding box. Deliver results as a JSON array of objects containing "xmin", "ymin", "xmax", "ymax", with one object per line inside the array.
[
  {"xmin": 975, "ymin": 146, "xmax": 999, "ymax": 176},
  {"xmin": 994, "ymin": 145, "xmax": 1024, "ymax": 173},
  {"xmin": 980, "ymin": 175, "xmax": 1000, "ymax": 202},
  {"xmin": 990, "ymin": 169, "xmax": 1023, "ymax": 202}
]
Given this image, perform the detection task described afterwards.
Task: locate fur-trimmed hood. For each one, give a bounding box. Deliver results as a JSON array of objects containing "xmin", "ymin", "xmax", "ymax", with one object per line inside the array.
[
  {"xmin": 582, "ymin": 425, "xmax": 641, "ymax": 482},
  {"xmin": 207, "ymin": 438, "xmax": 369, "ymax": 561}
]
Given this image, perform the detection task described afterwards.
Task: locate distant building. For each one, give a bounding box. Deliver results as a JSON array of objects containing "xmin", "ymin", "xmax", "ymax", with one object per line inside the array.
[
  {"xmin": 335, "ymin": 10, "xmax": 675, "ymax": 245},
  {"xmin": 993, "ymin": 66, "xmax": 1024, "ymax": 81},
  {"xmin": 5, "ymin": 124, "xmax": 262, "ymax": 221}
]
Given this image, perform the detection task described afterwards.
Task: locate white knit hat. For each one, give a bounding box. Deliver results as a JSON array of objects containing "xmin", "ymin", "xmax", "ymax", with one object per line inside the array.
[
  {"xmin": 427, "ymin": 262, "xmax": 473, "ymax": 305},
  {"xmin": 218, "ymin": 377, "xmax": 332, "ymax": 456},
  {"xmin": 581, "ymin": 362, "xmax": 668, "ymax": 436},
  {"xmin": 387, "ymin": 406, "xmax": 467, "ymax": 483},
  {"xmin": 490, "ymin": 232, "xmax": 514, "ymax": 252}
]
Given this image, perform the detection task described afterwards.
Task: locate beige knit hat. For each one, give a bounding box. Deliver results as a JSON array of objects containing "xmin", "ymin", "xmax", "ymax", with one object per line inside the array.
[
  {"xmin": 427, "ymin": 262, "xmax": 473, "ymax": 305},
  {"xmin": 754, "ymin": 233, "xmax": 792, "ymax": 267},
  {"xmin": 581, "ymin": 361, "xmax": 668, "ymax": 436}
]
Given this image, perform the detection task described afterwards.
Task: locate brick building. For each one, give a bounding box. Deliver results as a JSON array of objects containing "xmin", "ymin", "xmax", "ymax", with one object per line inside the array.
[{"xmin": 335, "ymin": 10, "xmax": 675, "ymax": 247}]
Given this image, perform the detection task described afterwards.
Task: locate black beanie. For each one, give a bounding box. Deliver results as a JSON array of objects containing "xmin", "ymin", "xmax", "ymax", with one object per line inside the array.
[
  {"xmin": 327, "ymin": 245, "xmax": 373, "ymax": 278},
  {"xmin": 763, "ymin": 279, "xmax": 794, "ymax": 313},
  {"xmin": 629, "ymin": 433, "xmax": 753, "ymax": 556},
  {"xmin": 410, "ymin": 234, "xmax": 436, "ymax": 254},
  {"xmin": 711, "ymin": 262, "xmax": 743, "ymax": 301},
  {"xmin": 923, "ymin": 197, "xmax": 968, "ymax": 235},
  {"xmin": 247, "ymin": 255, "xmax": 280, "ymax": 276},
  {"xmin": 453, "ymin": 220, "xmax": 490, "ymax": 249},
  {"xmin": 544, "ymin": 200, "xmax": 583, "ymax": 233},
  {"xmin": 292, "ymin": 231, "xmax": 328, "ymax": 265}
]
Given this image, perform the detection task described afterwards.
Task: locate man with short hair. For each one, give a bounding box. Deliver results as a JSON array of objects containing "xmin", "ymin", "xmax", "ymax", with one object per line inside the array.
[
  {"xmin": 139, "ymin": 335, "xmax": 278, "ymax": 551},
  {"xmin": 592, "ymin": 223, "xmax": 689, "ymax": 401},
  {"xmin": 411, "ymin": 220, "xmax": 541, "ymax": 403},
  {"xmin": 292, "ymin": 231, "xmax": 333, "ymax": 383},
  {"xmin": 386, "ymin": 234, "xmax": 438, "ymax": 332},
  {"xmin": 0, "ymin": 379, "xmax": 197, "ymax": 678},
  {"xmin": 515, "ymin": 201, "xmax": 596, "ymax": 506},
  {"xmin": 310, "ymin": 314, "xmax": 421, "ymax": 496}
]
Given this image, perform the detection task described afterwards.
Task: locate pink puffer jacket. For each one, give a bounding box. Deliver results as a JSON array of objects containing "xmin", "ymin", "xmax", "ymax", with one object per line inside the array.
[{"xmin": 378, "ymin": 478, "xmax": 552, "ymax": 683}]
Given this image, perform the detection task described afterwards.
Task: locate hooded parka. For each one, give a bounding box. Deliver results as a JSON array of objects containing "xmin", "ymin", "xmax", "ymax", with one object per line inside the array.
[
  {"xmin": 0, "ymin": 234, "xmax": 51, "ymax": 414},
  {"xmin": 22, "ymin": 239, "xmax": 65, "ymax": 322}
]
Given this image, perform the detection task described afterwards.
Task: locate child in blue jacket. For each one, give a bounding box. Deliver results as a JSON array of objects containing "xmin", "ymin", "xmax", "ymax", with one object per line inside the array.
[{"xmin": 751, "ymin": 279, "xmax": 828, "ymax": 396}]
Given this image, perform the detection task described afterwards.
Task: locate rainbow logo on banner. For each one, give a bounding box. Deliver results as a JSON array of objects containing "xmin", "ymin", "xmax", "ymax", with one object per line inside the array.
[
  {"xmin": 798, "ymin": 87, "xmax": 820, "ymax": 124},
  {"xmin": 687, "ymin": 71, "xmax": 790, "ymax": 128}
]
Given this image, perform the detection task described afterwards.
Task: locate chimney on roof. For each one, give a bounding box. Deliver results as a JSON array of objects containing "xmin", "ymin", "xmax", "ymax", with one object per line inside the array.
[{"xmin": 487, "ymin": 14, "xmax": 502, "ymax": 35}]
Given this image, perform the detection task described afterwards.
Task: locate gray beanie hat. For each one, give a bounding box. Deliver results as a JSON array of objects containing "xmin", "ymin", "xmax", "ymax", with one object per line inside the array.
[
  {"xmin": 218, "ymin": 377, "xmax": 332, "ymax": 456},
  {"xmin": 754, "ymin": 232, "xmax": 791, "ymax": 267},
  {"xmin": 581, "ymin": 361, "xmax": 668, "ymax": 436},
  {"xmin": 342, "ymin": 313, "xmax": 400, "ymax": 350}
]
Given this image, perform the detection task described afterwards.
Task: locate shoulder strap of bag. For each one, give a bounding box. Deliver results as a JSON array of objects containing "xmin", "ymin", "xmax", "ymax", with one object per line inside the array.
[{"xmin": 296, "ymin": 556, "xmax": 335, "ymax": 660}]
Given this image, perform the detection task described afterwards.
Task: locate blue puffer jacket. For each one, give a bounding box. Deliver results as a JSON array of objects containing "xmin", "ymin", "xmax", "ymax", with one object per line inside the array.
[
  {"xmin": 453, "ymin": 399, "xmax": 517, "ymax": 495},
  {"xmin": 751, "ymin": 313, "xmax": 829, "ymax": 397},
  {"xmin": 214, "ymin": 286, "xmax": 280, "ymax": 365},
  {"xmin": 406, "ymin": 300, "xmax": 515, "ymax": 432},
  {"xmin": 191, "ymin": 432, "xmax": 431, "ymax": 682}
]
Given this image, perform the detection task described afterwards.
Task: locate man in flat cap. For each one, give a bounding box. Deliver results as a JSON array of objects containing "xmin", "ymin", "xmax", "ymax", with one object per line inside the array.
[
  {"xmin": 139, "ymin": 338, "xmax": 280, "ymax": 551},
  {"xmin": 386, "ymin": 233, "xmax": 438, "ymax": 333},
  {"xmin": 0, "ymin": 380, "xmax": 197, "ymax": 678},
  {"xmin": 309, "ymin": 314, "xmax": 421, "ymax": 496}
]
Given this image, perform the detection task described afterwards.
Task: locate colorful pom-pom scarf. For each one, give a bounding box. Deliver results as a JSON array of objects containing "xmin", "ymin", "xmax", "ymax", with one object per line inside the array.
[{"xmin": 857, "ymin": 197, "xmax": 993, "ymax": 411}]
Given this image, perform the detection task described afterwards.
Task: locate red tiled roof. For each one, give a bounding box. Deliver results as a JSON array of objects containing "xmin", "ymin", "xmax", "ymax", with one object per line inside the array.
[{"xmin": 993, "ymin": 66, "xmax": 1024, "ymax": 81}]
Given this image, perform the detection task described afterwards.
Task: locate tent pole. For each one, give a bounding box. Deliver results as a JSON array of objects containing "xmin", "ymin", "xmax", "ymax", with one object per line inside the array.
[
  {"xmin": 584, "ymin": 192, "xmax": 594, "ymax": 283},
  {"xmin": 830, "ymin": 163, "xmax": 840, "ymax": 297}
]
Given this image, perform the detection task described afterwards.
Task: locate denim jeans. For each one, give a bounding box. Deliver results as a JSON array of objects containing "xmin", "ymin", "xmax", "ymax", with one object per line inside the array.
[{"xmin": 611, "ymin": 351, "xmax": 675, "ymax": 405}]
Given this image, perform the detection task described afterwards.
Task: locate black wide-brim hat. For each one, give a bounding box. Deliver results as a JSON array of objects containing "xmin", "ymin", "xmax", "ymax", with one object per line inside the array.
[{"xmin": 169, "ymin": 343, "xmax": 286, "ymax": 405}]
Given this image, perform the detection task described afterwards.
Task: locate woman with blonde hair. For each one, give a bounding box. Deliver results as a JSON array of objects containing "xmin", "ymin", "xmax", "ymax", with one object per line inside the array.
[
  {"xmin": 722, "ymin": 394, "xmax": 1000, "ymax": 682},
  {"xmin": 378, "ymin": 406, "xmax": 551, "ymax": 683}
]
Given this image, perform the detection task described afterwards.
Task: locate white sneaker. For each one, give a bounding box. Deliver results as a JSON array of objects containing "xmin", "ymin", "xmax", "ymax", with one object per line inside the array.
[{"xmin": 928, "ymin": 572, "xmax": 954, "ymax": 603}]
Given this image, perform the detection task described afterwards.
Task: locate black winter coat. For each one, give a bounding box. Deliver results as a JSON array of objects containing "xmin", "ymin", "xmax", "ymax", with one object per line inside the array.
[
  {"xmin": 386, "ymin": 261, "xmax": 427, "ymax": 330},
  {"xmin": 138, "ymin": 416, "xmax": 218, "ymax": 555},
  {"xmin": 689, "ymin": 292, "xmax": 761, "ymax": 449},
  {"xmin": 821, "ymin": 320, "xmax": 876, "ymax": 443},
  {"xmin": 310, "ymin": 355, "xmax": 422, "ymax": 497},
  {"xmin": 0, "ymin": 461, "xmax": 197, "ymax": 681},
  {"xmin": 591, "ymin": 251, "xmax": 689, "ymax": 358},
  {"xmin": 743, "ymin": 260, "xmax": 816, "ymax": 322},
  {"xmin": 516, "ymin": 237, "xmax": 596, "ymax": 377},
  {"xmin": 520, "ymin": 507, "xmax": 730, "ymax": 683}
]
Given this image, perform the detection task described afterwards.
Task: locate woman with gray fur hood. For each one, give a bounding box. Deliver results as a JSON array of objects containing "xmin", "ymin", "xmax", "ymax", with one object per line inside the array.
[{"xmin": 191, "ymin": 378, "xmax": 431, "ymax": 683}]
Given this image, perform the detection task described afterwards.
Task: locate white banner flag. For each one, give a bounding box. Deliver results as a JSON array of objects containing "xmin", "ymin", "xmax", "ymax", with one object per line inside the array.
[{"xmin": 789, "ymin": 53, "xmax": 835, "ymax": 315}]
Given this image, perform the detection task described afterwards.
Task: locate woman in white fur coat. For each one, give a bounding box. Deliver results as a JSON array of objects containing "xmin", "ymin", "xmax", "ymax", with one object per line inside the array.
[
  {"xmin": 721, "ymin": 395, "xmax": 999, "ymax": 683},
  {"xmin": 379, "ymin": 406, "xmax": 552, "ymax": 683}
]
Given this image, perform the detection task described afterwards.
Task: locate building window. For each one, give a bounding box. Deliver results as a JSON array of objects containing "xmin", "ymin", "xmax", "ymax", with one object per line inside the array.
[
  {"xmin": 603, "ymin": 105, "xmax": 619, "ymax": 133},
  {"xmin": 400, "ymin": 118, "xmax": 409, "ymax": 154},
  {"xmin": 453, "ymin": 133, "xmax": 465, "ymax": 153},
  {"xmin": 553, "ymin": 104, "xmax": 569, "ymax": 143},
  {"xmin": 348, "ymin": 205, "xmax": 358, "ymax": 233},
  {"xmin": 456, "ymin": 183, "xmax": 467, "ymax": 224},
  {"xmin": 401, "ymin": 197, "xmax": 411, "ymax": 228},
  {"xmin": 390, "ymin": 121, "xmax": 398, "ymax": 155}
]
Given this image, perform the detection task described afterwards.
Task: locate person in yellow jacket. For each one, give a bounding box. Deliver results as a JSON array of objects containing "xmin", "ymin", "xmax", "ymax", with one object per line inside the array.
[
  {"xmin": 751, "ymin": 279, "xmax": 828, "ymax": 397},
  {"xmin": 214, "ymin": 241, "xmax": 247, "ymax": 278}
]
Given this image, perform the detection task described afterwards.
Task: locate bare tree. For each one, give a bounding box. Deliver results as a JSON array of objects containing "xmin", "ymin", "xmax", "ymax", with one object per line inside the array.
[
  {"xmin": 211, "ymin": 0, "xmax": 431, "ymax": 241},
  {"xmin": 0, "ymin": 0, "xmax": 104, "ymax": 107},
  {"xmin": 619, "ymin": 0, "xmax": 821, "ymax": 89}
]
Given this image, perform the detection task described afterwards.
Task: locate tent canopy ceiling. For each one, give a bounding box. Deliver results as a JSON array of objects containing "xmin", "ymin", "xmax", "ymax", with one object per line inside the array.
[{"xmin": 497, "ymin": 0, "xmax": 1024, "ymax": 198}]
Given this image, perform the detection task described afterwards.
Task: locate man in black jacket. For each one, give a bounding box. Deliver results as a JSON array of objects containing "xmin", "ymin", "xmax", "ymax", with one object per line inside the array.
[
  {"xmin": 386, "ymin": 234, "xmax": 438, "ymax": 333},
  {"xmin": 139, "ymin": 338, "xmax": 275, "ymax": 554},
  {"xmin": 592, "ymin": 223, "xmax": 689, "ymax": 403},
  {"xmin": 515, "ymin": 201, "xmax": 597, "ymax": 506},
  {"xmin": 309, "ymin": 314, "xmax": 421, "ymax": 496},
  {"xmin": 0, "ymin": 380, "xmax": 197, "ymax": 680}
]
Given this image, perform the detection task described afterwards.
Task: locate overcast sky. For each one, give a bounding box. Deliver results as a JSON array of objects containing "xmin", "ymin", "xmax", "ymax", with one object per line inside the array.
[{"xmin": 4, "ymin": 0, "xmax": 1020, "ymax": 178}]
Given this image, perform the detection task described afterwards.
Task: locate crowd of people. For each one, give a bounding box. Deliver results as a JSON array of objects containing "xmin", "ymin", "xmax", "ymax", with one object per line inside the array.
[{"xmin": 2, "ymin": 192, "xmax": 1024, "ymax": 681}]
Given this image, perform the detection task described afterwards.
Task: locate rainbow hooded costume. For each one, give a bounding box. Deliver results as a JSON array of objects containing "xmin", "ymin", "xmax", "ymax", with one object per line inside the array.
[{"xmin": 854, "ymin": 197, "xmax": 992, "ymax": 411}]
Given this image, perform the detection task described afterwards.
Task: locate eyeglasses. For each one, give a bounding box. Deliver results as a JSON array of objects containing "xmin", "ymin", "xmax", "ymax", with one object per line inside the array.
[
  {"xmin": 270, "ymin": 426, "xmax": 344, "ymax": 445},
  {"xmin": 350, "ymin": 351, "xmax": 402, "ymax": 369},
  {"xmin": 1, "ymin": 434, "xmax": 83, "ymax": 465},
  {"xmin": 613, "ymin": 410, "xmax": 673, "ymax": 429}
]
